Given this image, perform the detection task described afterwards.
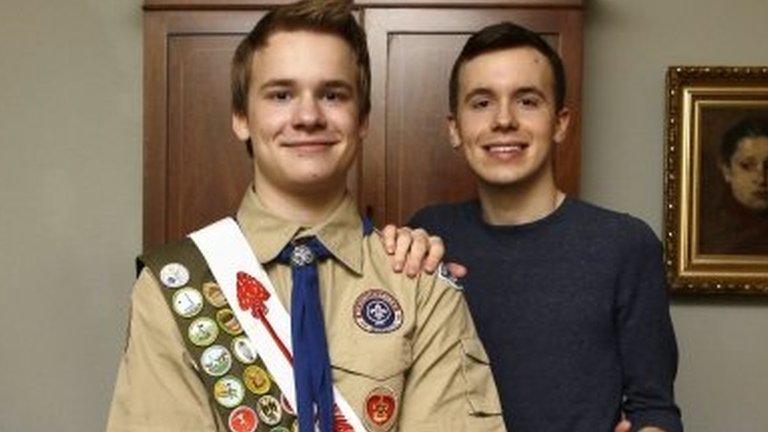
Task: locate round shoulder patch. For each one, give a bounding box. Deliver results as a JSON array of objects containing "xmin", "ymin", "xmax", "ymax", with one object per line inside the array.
[
  {"xmin": 353, "ymin": 289, "xmax": 403, "ymax": 334},
  {"xmin": 364, "ymin": 386, "xmax": 398, "ymax": 432},
  {"xmin": 159, "ymin": 263, "xmax": 189, "ymax": 288}
]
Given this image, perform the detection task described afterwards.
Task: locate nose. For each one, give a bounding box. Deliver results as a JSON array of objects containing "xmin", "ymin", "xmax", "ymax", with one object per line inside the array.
[
  {"xmin": 292, "ymin": 93, "xmax": 326, "ymax": 130},
  {"xmin": 492, "ymin": 100, "xmax": 518, "ymax": 131}
]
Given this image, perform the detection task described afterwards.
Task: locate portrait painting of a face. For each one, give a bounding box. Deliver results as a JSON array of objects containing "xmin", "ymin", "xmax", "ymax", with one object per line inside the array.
[{"xmin": 698, "ymin": 108, "xmax": 768, "ymax": 255}]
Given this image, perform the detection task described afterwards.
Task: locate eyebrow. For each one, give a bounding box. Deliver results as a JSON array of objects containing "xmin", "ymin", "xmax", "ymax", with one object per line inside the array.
[
  {"xmin": 258, "ymin": 79, "xmax": 355, "ymax": 92},
  {"xmin": 463, "ymin": 86, "xmax": 549, "ymax": 103}
]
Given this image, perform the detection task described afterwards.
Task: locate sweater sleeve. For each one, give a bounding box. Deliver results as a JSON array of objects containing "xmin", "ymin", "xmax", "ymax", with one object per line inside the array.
[{"xmin": 615, "ymin": 217, "xmax": 683, "ymax": 432}]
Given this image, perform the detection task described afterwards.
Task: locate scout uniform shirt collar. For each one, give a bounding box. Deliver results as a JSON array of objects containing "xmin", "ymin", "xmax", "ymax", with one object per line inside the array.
[{"xmin": 235, "ymin": 185, "xmax": 365, "ymax": 274}]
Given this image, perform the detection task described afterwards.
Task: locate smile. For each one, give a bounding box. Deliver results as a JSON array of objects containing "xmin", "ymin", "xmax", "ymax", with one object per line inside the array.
[{"xmin": 482, "ymin": 143, "xmax": 529, "ymax": 153}]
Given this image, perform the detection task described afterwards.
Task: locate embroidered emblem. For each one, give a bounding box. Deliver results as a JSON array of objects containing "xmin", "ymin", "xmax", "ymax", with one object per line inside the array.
[
  {"xmin": 280, "ymin": 393, "xmax": 295, "ymax": 415},
  {"xmin": 256, "ymin": 395, "xmax": 282, "ymax": 426},
  {"xmin": 228, "ymin": 405, "xmax": 258, "ymax": 432},
  {"xmin": 159, "ymin": 263, "xmax": 189, "ymax": 288},
  {"xmin": 291, "ymin": 419, "xmax": 298, "ymax": 432},
  {"xmin": 188, "ymin": 317, "xmax": 219, "ymax": 347},
  {"xmin": 363, "ymin": 386, "xmax": 398, "ymax": 432},
  {"xmin": 236, "ymin": 271, "xmax": 270, "ymax": 318},
  {"xmin": 353, "ymin": 290, "xmax": 403, "ymax": 333},
  {"xmin": 437, "ymin": 263, "xmax": 463, "ymax": 291},
  {"xmin": 333, "ymin": 406, "xmax": 354, "ymax": 432},
  {"xmin": 269, "ymin": 427, "xmax": 289, "ymax": 432},
  {"xmin": 201, "ymin": 345, "xmax": 232, "ymax": 377},
  {"xmin": 243, "ymin": 365, "xmax": 271, "ymax": 395},
  {"xmin": 202, "ymin": 281, "xmax": 227, "ymax": 308},
  {"xmin": 217, "ymin": 308, "xmax": 243, "ymax": 336},
  {"xmin": 231, "ymin": 336, "xmax": 257, "ymax": 365},
  {"xmin": 172, "ymin": 287, "xmax": 204, "ymax": 318},
  {"xmin": 214, "ymin": 376, "xmax": 245, "ymax": 408}
]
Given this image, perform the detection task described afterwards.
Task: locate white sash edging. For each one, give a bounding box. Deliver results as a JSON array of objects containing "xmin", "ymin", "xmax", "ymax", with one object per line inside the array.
[{"xmin": 189, "ymin": 218, "xmax": 366, "ymax": 432}]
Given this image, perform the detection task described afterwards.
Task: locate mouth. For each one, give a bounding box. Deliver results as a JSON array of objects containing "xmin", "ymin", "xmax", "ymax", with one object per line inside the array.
[
  {"xmin": 481, "ymin": 141, "xmax": 529, "ymax": 155},
  {"xmin": 281, "ymin": 138, "xmax": 338, "ymax": 152}
]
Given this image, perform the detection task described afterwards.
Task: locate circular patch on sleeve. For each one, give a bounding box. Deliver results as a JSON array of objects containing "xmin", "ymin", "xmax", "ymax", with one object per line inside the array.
[
  {"xmin": 217, "ymin": 308, "xmax": 244, "ymax": 336},
  {"xmin": 228, "ymin": 405, "xmax": 258, "ymax": 432},
  {"xmin": 159, "ymin": 263, "xmax": 190, "ymax": 288},
  {"xmin": 256, "ymin": 395, "xmax": 282, "ymax": 426},
  {"xmin": 188, "ymin": 317, "xmax": 219, "ymax": 347},
  {"xmin": 231, "ymin": 336, "xmax": 258, "ymax": 365},
  {"xmin": 364, "ymin": 386, "xmax": 398, "ymax": 432},
  {"xmin": 214, "ymin": 376, "xmax": 245, "ymax": 408},
  {"xmin": 203, "ymin": 281, "xmax": 228, "ymax": 308},
  {"xmin": 353, "ymin": 290, "xmax": 403, "ymax": 333},
  {"xmin": 201, "ymin": 345, "xmax": 233, "ymax": 377},
  {"xmin": 243, "ymin": 365, "xmax": 271, "ymax": 395},
  {"xmin": 172, "ymin": 287, "xmax": 204, "ymax": 318}
]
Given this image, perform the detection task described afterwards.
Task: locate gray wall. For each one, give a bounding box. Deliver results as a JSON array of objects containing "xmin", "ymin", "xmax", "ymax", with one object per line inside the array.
[{"xmin": 0, "ymin": 0, "xmax": 766, "ymax": 431}]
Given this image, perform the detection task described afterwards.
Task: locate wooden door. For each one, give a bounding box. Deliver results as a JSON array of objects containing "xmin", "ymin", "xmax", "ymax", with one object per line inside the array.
[{"xmin": 363, "ymin": 7, "xmax": 583, "ymax": 225}]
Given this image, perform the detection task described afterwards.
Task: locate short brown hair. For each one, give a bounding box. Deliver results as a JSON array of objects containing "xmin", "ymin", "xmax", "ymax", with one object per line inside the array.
[{"xmin": 231, "ymin": 0, "xmax": 371, "ymax": 120}]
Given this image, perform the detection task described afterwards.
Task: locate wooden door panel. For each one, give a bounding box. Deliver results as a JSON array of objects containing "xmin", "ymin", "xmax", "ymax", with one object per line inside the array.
[{"xmin": 364, "ymin": 8, "xmax": 582, "ymax": 225}]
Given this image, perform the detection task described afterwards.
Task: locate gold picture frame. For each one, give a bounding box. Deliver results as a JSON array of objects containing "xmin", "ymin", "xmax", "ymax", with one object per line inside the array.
[{"xmin": 665, "ymin": 66, "xmax": 768, "ymax": 295}]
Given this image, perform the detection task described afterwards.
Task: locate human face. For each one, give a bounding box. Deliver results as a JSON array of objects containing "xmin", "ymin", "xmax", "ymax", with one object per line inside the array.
[
  {"xmin": 721, "ymin": 135, "xmax": 768, "ymax": 212},
  {"xmin": 449, "ymin": 47, "xmax": 569, "ymax": 188},
  {"xmin": 232, "ymin": 30, "xmax": 368, "ymax": 197}
]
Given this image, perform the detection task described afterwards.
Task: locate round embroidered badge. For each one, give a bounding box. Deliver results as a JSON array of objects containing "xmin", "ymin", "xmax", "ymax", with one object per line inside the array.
[
  {"xmin": 231, "ymin": 336, "xmax": 258, "ymax": 365},
  {"xmin": 353, "ymin": 290, "xmax": 403, "ymax": 333},
  {"xmin": 364, "ymin": 386, "xmax": 398, "ymax": 432},
  {"xmin": 243, "ymin": 365, "xmax": 271, "ymax": 395},
  {"xmin": 256, "ymin": 395, "xmax": 282, "ymax": 426},
  {"xmin": 214, "ymin": 376, "xmax": 245, "ymax": 408},
  {"xmin": 217, "ymin": 308, "xmax": 243, "ymax": 336},
  {"xmin": 269, "ymin": 427, "xmax": 289, "ymax": 432},
  {"xmin": 201, "ymin": 345, "xmax": 233, "ymax": 377},
  {"xmin": 188, "ymin": 317, "xmax": 219, "ymax": 347},
  {"xmin": 159, "ymin": 263, "xmax": 190, "ymax": 288},
  {"xmin": 172, "ymin": 287, "xmax": 204, "ymax": 318},
  {"xmin": 202, "ymin": 281, "xmax": 227, "ymax": 308},
  {"xmin": 228, "ymin": 405, "xmax": 258, "ymax": 432}
]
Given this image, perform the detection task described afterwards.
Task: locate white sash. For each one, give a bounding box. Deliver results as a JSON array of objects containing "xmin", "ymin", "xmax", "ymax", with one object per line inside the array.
[{"xmin": 189, "ymin": 218, "xmax": 366, "ymax": 432}]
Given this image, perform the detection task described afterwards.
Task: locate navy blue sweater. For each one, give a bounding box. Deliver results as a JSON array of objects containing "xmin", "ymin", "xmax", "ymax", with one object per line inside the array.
[{"xmin": 410, "ymin": 198, "xmax": 682, "ymax": 432}]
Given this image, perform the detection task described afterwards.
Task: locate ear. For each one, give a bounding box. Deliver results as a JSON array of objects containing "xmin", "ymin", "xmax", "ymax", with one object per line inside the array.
[
  {"xmin": 552, "ymin": 107, "xmax": 571, "ymax": 144},
  {"xmin": 358, "ymin": 114, "xmax": 370, "ymax": 140},
  {"xmin": 447, "ymin": 114, "xmax": 462, "ymax": 149},
  {"xmin": 232, "ymin": 113, "xmax": 251, "ymax": 141},
  {"xmin": 720, "ymin": 162, "xmax": 733, "ymax": 184}
]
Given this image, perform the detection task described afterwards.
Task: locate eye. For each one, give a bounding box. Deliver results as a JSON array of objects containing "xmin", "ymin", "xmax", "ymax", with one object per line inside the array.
[
  {"xmin": 267, "ymin": 90, "xmax": 291, "ymax": 101},
  {"xmin": 469, "ymin": 98, "xmax": 491, "ymax": 110},
  {"xmin": 322, "ymin": 89, "xmax": 350, "ymax": 103},
  {"xmin": 517, "ymin": 95, "xmax": 542, "ymax": 109}
]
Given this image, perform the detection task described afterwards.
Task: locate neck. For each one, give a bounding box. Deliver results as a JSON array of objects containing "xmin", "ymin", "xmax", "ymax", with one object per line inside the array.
[
  {"xmin": 252, "ymin": 178, "xmax": 346, "ymax": 226},
  {"xmin": 477, "ymin": 168, "xmax": 564, "ymax": 226}
]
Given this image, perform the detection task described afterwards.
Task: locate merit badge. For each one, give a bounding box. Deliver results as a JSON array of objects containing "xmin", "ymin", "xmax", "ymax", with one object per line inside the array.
[
  {"xmin": 364, "ymin": 386, "xmax": 398, "ymax": 432},
  {"xmin": 291, "ymin": 420, "xmax": 298, "ymax": 432},
  {"xmin": 188, "ymin": 317, "xmax": 219, "ymax": 347},
  {"xmin": 172, "ymin": 287, "xmax": 204, "ymax": 318},
  {"xmin": 217, "ymin": 308, "xmax": 243, "ymax": 336},
  {"xmin": 231, "ymin": 336, "xmax": 258, "ymax": 365},
  {"xmin": 228, "ymin": 405, "xmax": 258, "ymax": 432},
  {"xmin": 280, "ymin": 393, "xmax": 295, "ymax": 415},
  {"xmin": 257, "ymin": 395, "xmax": 282, "ymax": 426},
  {"xmin": 243, "ymin": 365, "xmax": 271, "ymax": 395},
  {"xmin": 203, "ymin": 281, "xmax": 227, "ymax": 308},
  {"xmin": 201, "ymin": 345, "xmax": 233, "ymax": 377},
  {"xmin": 214, "ymin": 375, "xmax": 245, "ymax": 408},
  {"xmin": 270, "ymin": 427, "xmax": 289, "ymax": 432},
  {"xmin": 353, "ymin": 290, "xmax": 403, "ymax": 333},
  {"xmin": 159, "ymin": 263, "xmax": 189, "ymax": 288},
  {"xmin": 437, "ymin": 263, "xmax": 463, "ymax": 291}
]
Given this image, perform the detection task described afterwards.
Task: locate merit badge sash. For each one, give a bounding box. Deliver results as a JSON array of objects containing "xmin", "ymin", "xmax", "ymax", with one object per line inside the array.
[{"xmin": 190, "ymin": 217, "xmax": 366, "ymax": 432}]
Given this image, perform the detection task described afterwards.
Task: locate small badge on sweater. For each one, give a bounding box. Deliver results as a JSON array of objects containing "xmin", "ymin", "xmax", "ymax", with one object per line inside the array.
[
  {"xmin": 353, "ymin": 289, "xmax": 403, "ymax": 333},
  {"xmin": 364, "ymin": 386, "xmax": 398, "ymax": 432},
  {"xmin": 437, "ymin": 263, "xmax": 463, "ymax": 291}
]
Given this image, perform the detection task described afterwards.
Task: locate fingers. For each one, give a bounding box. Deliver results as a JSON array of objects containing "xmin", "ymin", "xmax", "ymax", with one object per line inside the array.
[
  {"xmin": 446, "ymin": 262, "xmax": 468, "ymax": 278},
  {"xmin": 613, "ymin": 419, "xmax": 631, "ymax": 432},
  {"xmin": 381, "ymin": 224, "xmax": 398, "ymax": 254},
  {"xmin": 421, "ymin": 235, "xmax": 444, "ymax": 274},
  {"xmin": 393, "ymin": 227, "xmax": 417, "ymax": 275},
  {"xmin": 403, "ymin": 228, "xmax": 432, "ymax": 277}
]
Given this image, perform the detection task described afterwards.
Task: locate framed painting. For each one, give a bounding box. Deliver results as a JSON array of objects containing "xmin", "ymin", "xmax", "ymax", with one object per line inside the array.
[{"xmin": 665, "ymin": 66, "xmax": 768, "ymax": 295}]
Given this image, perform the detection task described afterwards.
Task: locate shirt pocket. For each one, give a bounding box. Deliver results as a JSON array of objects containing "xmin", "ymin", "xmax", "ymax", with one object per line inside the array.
[
  {"xmin": 330, "ymin": 333, "xmax": 411, "ymax": 381},
  {"xmin": 461, "ymin": 337, "xmax": 503, "ymax": 416}
]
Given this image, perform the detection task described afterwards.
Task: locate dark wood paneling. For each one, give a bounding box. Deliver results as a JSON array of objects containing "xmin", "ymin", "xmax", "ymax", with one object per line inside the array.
[{"xmin": 145, "ymin": 0, "xmax": 584, "ymax": 11}]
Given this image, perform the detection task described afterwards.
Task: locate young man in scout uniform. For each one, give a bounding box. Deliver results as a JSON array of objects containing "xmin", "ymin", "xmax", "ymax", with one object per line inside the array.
[
  {"xmin": 405, "ymin": 22, "xmax": 683, "ymax": 432},
  {"xmin": 106, "ymin": 1, "xmax": 505, "ymax": 431}
]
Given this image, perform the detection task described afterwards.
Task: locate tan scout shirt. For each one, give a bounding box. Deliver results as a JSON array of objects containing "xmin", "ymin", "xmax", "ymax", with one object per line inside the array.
[{"xmin": 107, "ymin": 188, "xmax": 505, "ymax": 431}]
